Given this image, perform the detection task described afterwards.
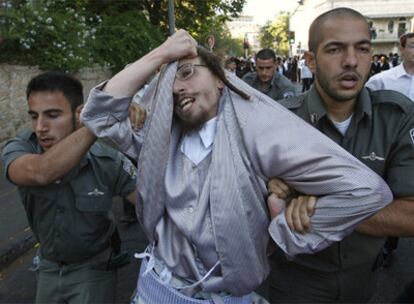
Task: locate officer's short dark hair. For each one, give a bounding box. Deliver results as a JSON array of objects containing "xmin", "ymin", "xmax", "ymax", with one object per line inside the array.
[
  {"xmin": 400, "ymin": 32, "xmax": 414, "ymax": 48},
  {"xmin": 309, "ymin": 7, "xmax": 370, "ymax": 54},
  {"xmin": 26, "ymin": 71, "xmax": 84, "ymax": 113},
  {"xmin": 256, "ymin": 49, "xmax": 276, "ymax": 61}
]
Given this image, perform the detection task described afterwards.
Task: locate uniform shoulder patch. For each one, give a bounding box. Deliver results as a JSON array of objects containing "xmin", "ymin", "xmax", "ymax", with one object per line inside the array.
[
  {"xmin": 16, "ymin": 128, "xmax": 34, "ymax": 140},
  {"xmin": 89, "ymin": 142, "xmax": 119, "ymax": 159},
  {"xmin": 277, "ymin": 95, "xmax": 304, "ymax": 110},
  {"xmin": 370, "ymin": 89, "xmax": 414, "ymax": 114}
]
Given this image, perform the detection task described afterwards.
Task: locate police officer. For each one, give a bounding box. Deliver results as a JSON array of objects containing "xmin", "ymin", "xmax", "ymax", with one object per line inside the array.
[
  {"xmin": 266, "ymin": 8, "xmax": 414, "ymax": 303},
  {"xmin": 242, "ymin": 48, "xmax": 296, "ymax": 100},
  {"xmin": 1, "ymin": 72, "xmax": 137, "ymax": 303}
]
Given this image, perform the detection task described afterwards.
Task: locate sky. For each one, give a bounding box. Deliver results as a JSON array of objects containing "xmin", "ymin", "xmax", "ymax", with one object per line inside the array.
[{"xmin": 243, "ymin": 0, "xmax": 299, "ymax": 25}]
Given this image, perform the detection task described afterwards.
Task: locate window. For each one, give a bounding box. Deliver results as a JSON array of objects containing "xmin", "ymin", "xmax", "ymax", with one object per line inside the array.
[{"xmin": 388, "ymin": 20, "xmax": 394, "ymax": 33}]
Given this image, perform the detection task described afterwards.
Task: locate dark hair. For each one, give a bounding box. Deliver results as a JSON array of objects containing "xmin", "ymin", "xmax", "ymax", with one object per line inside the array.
[
  {"xmin": 256, "ymin": 48, "xmax": 276, "ymax": 61},
  {"xmin": 197, "ymin": 46, "xmax": 249, "ymax": 100},
  {"xmin": 26, "ymin": 71, "xmax": 84, "ymax": 113},
  {"xmin": 400, "ymin": 32, "xmax": 414, "ymax": 48},
  {"xmin": 308, "ymin": 7, "xmax": 370, "ymax": 54}
]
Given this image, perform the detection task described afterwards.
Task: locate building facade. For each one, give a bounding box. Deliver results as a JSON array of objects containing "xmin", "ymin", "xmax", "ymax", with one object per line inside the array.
[
  {"xmin": 226, "ymin": 15, "xmax": 261, "ymax": 53},
  {"xmin": 290, "ymin": 0, "xmax": 414, "ymax": 55}
]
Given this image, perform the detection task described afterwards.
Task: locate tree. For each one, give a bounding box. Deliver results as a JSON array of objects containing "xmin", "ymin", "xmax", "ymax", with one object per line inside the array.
[
  {"xmin": 258, "ymin": 12, "xmax": 289, "ymax": 56},
  {"xmin": 141, "ymin": 0, "xmax": 246, "ymax": 37}
]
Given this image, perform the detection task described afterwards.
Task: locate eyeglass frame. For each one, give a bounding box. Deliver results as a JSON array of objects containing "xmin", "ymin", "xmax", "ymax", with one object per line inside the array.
[{"xmin": 175, "ymin": 63, "xmax": 208, "ymax": 81}]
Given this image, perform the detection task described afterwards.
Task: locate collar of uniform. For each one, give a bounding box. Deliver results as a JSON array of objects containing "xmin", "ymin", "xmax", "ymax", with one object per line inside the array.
[
  {"xmin": 354, "ymin": 87, "xmax": 372, "ymax": 123},
  {"xmin": 305, "ymin": 86, "xmax": 372, "ymax": 124},
  {"xmin": 252, "ymin": 72, "xmax": 278, "ymax": 90},
  {"xmin": 304, "ymin": 86, "xmax": 329, "ymax": 123}
]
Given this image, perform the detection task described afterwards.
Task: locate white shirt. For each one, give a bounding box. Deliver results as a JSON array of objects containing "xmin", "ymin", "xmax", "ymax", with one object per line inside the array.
[
  {"xmin": 180, "ymin": 117, "xmax": 217, "ymax": 165},
  {"xmin": 366, "ymin": 63, "xmax": 414, "ymax": 101},
  {"xmin": 332, "ymin": 115, "xmax": 353, "ymax": 136}
]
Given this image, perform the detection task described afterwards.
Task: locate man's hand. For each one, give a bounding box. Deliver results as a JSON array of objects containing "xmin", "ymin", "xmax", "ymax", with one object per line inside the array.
[
  {"xmin": 129, "ymin": 103, "xmax": 146, "ymax": 131},
  {"xmin": 285, "ymin": 195, "xmax": 316, "ymax": 233},
  {"xmin": 159, "ymin": 29, "xmax": 198, "ymax": 63},
  {"xmin": 267, "ymin": 178, "xmax": 296, "ymax": 200},
  {"xmin": 267, "ymin": 177, "xmax": 317, "ymax": 233}
]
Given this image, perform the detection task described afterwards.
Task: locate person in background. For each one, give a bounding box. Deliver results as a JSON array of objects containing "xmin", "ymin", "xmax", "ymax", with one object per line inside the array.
[{"xmin": 242, "ymin": 48, "xmax": 296, "ymax": 100}]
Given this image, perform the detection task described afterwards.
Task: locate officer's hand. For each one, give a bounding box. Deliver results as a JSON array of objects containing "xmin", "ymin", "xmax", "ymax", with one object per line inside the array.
[
  {"xmin": 267, "ymin": 193, "xmax": 286, "ymax": 219},
  {"xmin": 285, "ymin": 195, "xmax": 317, "ymax": 233},
  {"xmin": 129, "ymin": 103, "xmax": 146, "ymax": 131},
  {"xmin": 267, "ymin": 178, "xmax": 295, "ymax": 200}
]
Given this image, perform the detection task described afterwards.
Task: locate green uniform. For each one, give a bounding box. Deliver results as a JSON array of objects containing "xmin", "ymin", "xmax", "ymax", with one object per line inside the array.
[
  {"xmin": 268, "ymin": 87, "xmax": 414, "ymax": 303},
  {"xmin": 2, "ymin": 129, "xmax": 136, "ymax": 303},
  {"xmin": 242, "ymin": 71, "xmax": 296, "ymax": 100}
]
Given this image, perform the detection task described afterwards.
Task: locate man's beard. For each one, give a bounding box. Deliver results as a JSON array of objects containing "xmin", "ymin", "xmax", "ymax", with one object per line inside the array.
[{"xmin": 174, "ymin": 112, "xmax": 208, "ymax": 134}]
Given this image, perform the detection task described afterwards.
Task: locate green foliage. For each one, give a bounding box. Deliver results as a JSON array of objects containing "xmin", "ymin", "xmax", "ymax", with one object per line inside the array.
[
  {"xmin": 0, "ymin": 0, "xmax": 246, "ymax": 72},
  {"xmin": 0, "ymin": 0, "xmax": 163, "ymax": 72},
  {"xmin": 92, "ymin": 11, "xmax": 163, "ymax": 73},
  {"xmin": 0, "ymin": 0, "xmax": 97, "ymax": 71},
  {"xmin": 258, "ymin": 12, "xmax": 290, "ymax": 56}
]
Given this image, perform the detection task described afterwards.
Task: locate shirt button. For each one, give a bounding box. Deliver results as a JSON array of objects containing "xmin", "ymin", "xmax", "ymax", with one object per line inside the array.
[
  {"xmin": 192, "ymin": 164, "xmax": 197, "ymax": 169},
  {"xmin": 187, "ymin": 206, "xmax": 194, "ymax": 213}
]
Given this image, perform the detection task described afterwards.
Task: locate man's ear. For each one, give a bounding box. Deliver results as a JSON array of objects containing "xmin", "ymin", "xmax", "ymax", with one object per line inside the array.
[
  {"xmin": 75, "ymin": 104, "xmax": 84, "ymax": 128},
  {"xmin": 304, "ymin": 51, "xmax": 316, "ymax": 74},
  {"xmin": 217, "ymin": 79, "xmax": 225, "ymax": 90}
]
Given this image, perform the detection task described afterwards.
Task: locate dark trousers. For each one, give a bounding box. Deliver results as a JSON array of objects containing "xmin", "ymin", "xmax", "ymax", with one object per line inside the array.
[
  {"xmin": 301, "ymin": 78, "xmax": 313, "ymax": 92},
  {"xmin": 267, "ymin": 255, "xmax": 379, "ymax": 303}
]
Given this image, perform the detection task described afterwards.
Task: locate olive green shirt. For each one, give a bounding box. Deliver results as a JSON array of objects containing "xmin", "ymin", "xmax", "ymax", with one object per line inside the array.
[
  {"xmin": 275, "ymin": 86, "xmax": 414, "ymax": 271},
  {"xmin": 1, "ymin": 129, "xmax": 136, "ymax": 263},
  {"xmin": 242, "ymin": 71, "xmax": 296, "ymax": 100}
]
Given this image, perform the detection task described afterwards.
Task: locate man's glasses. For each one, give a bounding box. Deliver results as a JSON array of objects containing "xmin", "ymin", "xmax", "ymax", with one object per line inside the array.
[{"xmin": 175, "ymin": 63, "xmax": 207, "ymax": 81}]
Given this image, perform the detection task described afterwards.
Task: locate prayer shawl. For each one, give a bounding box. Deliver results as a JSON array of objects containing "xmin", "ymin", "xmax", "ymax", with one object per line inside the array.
[
  {"xmin": 81, "ymin": 62, "xmax": 393, "ymax": 296},
  {"xmin": 136, "ymin": 62, "xmax": 269, "ymax": 295}
]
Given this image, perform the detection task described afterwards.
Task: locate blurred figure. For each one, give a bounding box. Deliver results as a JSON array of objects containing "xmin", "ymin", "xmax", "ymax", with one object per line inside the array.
[
  {"xmin": 224, "ymin": 57, "xmax": 238, "ymax": 75},
  {"xmin": 366, "ymin": 32, "xmax": 414, "ymax": 101},
  {"xmin": 242, "ymin": 48, "xmax": 296, "ymax": 100}
]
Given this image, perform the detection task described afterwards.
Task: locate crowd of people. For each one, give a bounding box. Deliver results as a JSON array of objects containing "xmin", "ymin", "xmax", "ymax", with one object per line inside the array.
[{"xmin": 2, "ymin": 6, "xmax": 414, "ymax": 304}]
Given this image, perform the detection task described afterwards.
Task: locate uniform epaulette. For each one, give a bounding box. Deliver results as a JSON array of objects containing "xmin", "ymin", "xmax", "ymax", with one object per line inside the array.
[
  {"xmin": 89, "ymin": 142, "xmax": 120, "ymax": 160},
  {"xmin": 16, "ymin": 128, "xmax": 35, "ymax": 140},
  {"xmin": 277, "ymin": 95, "xmax": 305, "ymax": 110},
  {"xmin": 370, "ymin": 89, "xmax": 414, "ymax": 114}
]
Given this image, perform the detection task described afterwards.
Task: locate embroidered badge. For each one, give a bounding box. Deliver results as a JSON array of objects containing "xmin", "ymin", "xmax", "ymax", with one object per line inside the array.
[
  {"xmin": 361, "ymin": 152, "xmax": 385, "ymax": 161},
  {"xmin": 87, "ymin": 188, "xmax": 105, "ymax": 196},
  {"xmin": 122, "ymin": 157, "xmax": 137, "ymax": 178},
  {"xmin": 410, "ymin": 128, "xmax": 414, "ymax": 146}
]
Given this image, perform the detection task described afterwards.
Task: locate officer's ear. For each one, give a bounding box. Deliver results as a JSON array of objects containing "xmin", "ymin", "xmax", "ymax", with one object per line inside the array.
[
  {"xmin": 304, "ymin": 51, "xmax": 316, "ymax": 74},
  {"xmin": 74, "ymin": 104, "xmax": 84, "ymax": 128}
]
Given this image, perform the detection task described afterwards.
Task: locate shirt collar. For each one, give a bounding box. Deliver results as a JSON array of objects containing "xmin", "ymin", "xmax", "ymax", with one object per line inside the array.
[
  {"xmin": 395, "ymin": 63, "xmax": 411, "ymax": 78},
  {"xmin": 305, "ymin": 86, "xmax": 372, "ymax": 123},
  {"xmin": 198, "ymin": 116, "xmax": 217, "ymax": 148}
]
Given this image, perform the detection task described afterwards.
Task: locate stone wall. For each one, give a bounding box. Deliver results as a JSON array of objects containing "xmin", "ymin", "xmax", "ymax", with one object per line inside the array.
[{"xmin": 0, "ymin": 64, "xmax": 111, "ymax": 146}]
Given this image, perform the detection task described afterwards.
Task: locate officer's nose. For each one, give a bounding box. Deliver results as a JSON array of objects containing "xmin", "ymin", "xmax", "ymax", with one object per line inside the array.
[
  {"xmin": 35, "ymin": 116, "xmax": 48, "ymax": 133},
  {"xmin": 343, "ymin": 48, "xmax": 358, "ymax": 68}
]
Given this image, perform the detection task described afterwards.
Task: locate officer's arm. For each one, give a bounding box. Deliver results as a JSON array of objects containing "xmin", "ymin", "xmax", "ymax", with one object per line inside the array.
[
  {"xmin": 7, "ymin": 127, "xmax": 96, "ymax": 186},
  {"xmin": 356, "ymin": 196, "xmax": 414, "ymax": 236}
]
